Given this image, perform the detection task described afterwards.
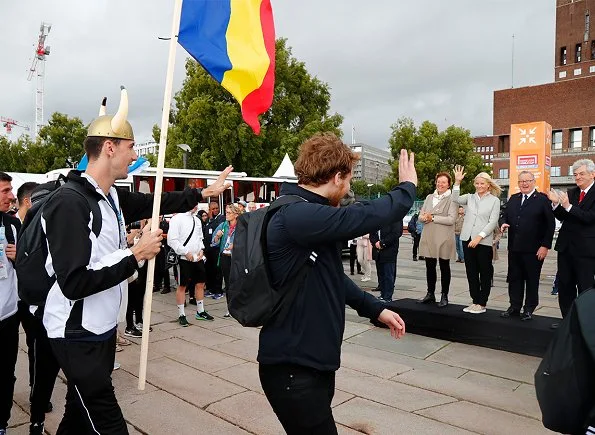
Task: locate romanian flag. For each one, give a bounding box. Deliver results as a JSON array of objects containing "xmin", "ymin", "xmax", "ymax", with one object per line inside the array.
[{"xmin": 178, "ymin": 0, "xmax": 275, "ymax": 135}]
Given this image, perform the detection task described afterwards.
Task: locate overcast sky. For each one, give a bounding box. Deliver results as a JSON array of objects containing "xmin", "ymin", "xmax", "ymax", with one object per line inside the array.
[{"xmin": 0, "ymin": 0, "xmax": 555, "ymax": 152}]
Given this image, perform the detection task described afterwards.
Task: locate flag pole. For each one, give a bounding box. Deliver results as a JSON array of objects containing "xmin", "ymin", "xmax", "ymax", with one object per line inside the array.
[{"xmin": 138, "ymin": 0, "xmax": 183, "ymax": 390}]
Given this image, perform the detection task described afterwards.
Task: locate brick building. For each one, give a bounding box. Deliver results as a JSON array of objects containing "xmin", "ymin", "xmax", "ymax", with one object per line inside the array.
[{"xmin": 476, "ymin": 0, "xmax": 595, "ymax": 195}]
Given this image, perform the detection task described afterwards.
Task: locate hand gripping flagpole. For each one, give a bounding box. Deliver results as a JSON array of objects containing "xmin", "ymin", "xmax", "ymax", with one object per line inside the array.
[{"xmin": 138, "ymin": 0, "xmax": 183, "ymax": 390}]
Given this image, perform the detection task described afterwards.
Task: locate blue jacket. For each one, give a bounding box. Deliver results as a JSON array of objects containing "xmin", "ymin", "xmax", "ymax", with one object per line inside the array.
[{"xmin": 259, "ymin": 181, "xmax": 416, "ymax": 371}]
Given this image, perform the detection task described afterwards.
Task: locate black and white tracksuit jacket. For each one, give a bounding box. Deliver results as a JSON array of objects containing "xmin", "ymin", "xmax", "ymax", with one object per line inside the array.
[
  {"xmin": 0, "ymin": 212, "xmax": 20, "ymax": 322},
  {"xmin": 42, "ymin": 170, "xmax": 205, "ymax": 339}
]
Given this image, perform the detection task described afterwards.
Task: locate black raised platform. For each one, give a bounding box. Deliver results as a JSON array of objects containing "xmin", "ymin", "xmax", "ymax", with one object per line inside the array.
[{"xmin": 375, "ymin": 298, "xmax": 557, "ymax": 357}]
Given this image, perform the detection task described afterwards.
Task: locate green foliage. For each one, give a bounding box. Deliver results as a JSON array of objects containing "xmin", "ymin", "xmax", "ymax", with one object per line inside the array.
[
  {"xmin": 351, "ymin": 180, "xmax": 388, "ymax": 199},
  {"xmin": 387, "ymin": 118, "xmax": 490, "ymax": 198},
  {"xmin": 0, "ymin": 112, "xmax": 86, "ymax": 173},
  {"xmin": 163, "ymin": 38, "xmax": 343, "ymax": 176}
]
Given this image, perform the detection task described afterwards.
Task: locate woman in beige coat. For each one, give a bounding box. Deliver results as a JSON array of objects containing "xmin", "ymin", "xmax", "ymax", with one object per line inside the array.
[{"xmin": 418, "ymin": 172, "xmax": 457, "ymax": 307}]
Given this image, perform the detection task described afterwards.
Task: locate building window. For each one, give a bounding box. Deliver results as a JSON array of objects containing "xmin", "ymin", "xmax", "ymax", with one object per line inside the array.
[
  {"xmin": 576, "ymin": 44, "xmax": 582, "ymax": 62},
  {"xmin": 590, "ymin": 127, "xmax": 595, "ymax": 148},
  {"xmin": 571, "ymin": 129, "xmax": 583, "ymax": 149},
  {"xmin": 574, "ymin": 68, "xmax": 582, "ymax": 76},
  {"xmin": 569, "ymin": 166, "xmax": 574, "ymax": 176},
  {"xmin": 552, "ymin": 130, "xmax": 563, "ymax": 150},
  {"xmin": 551, "ymin": 166, "xmax": 561, "ymax": 177},
  {"xmin": 591, "ymin": 40, "xmax": 595, "ymax": 59},
  {"xmin": 561, "ymin": 46, "xmax": 567, "ymax": 65},
  {"xmin": 559, "ymin": 71, "xmax": 567, "ymax": 78},
  {"xmin": 586, "ymin": 13, "xmax": 591, "ymax": 39},
  {"xmin": 498, "ymin": 168, "xmax": 509, "ymax": 179}
]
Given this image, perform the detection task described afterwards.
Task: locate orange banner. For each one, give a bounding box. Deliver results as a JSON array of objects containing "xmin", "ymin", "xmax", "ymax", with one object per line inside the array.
[{"xmin": 509, "ymin": 121, "xmax": 552, "ymax": 197}]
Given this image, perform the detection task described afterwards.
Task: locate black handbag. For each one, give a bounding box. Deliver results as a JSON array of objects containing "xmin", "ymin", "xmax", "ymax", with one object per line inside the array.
[{"xmin": 166, "ymin": 216, "xmax": 196, "ymax": 266}]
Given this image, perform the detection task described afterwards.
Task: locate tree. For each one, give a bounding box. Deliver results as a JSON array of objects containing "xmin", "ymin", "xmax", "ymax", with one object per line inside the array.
[
  {"xmin": 162, "ymin": 38, "xmax": 343, "ymax": 175},
  {"xmin": 37, "ymin": 112, "xmax": 86, "ymax": 170},
  {"xmin": 351, "ymin": 179, "xmax": 388, "ymax": 199},
  {"xmin": 387, "ymin": 118, "xmax": 490, "ymax": 198}
]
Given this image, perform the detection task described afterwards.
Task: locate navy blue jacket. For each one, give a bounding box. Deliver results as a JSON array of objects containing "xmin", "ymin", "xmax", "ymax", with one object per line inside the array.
[
  {"xmin": 369, "ymin": 221, "xmax": 403, "ymax": 263},
  {"xmin": 258, "ymin": 181, "xmax": 416, "ymax": 371}
]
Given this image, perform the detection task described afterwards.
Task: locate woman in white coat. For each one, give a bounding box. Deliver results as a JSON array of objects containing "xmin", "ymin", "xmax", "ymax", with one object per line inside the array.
[{"xmin": 452, "ymin": 166, "xmax": 501, "ymax": 314}]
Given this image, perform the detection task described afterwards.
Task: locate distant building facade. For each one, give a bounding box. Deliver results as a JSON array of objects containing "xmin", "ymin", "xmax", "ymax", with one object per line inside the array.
[
  {"xmin": 350, "ymin": 143, "xmax": 392, "ymax": 184},
  {"xmin": 134, "ymin": 141, "xmax": 158, "ymax": 157},
  {"xmin": 474, "ymin": 0, "xmax": 595, "ymax": 196}
]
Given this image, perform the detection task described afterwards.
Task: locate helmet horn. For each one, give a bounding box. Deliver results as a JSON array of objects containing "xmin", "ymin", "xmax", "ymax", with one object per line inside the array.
[
  {"xmin": 98, "ymin": 97, "xmax": 107, "ymax": 116},
  {"xmin": 110, "ymin": 86, "xmax": 128, "ymax": 135}
]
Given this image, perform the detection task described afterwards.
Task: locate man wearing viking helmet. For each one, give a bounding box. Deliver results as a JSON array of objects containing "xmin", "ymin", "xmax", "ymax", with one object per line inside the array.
[{"xmin": 40, "ymin": 87, "xmax": 232, "ymax": 434}]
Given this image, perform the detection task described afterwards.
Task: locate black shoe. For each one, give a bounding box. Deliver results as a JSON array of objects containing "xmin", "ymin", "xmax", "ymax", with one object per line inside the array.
[
  {"xmin": 500, "ymin": 307, "xmax": 520, "ymax": 318},
  {"xmin": 124, "ymin": 326, "xmax": 142, "ymax": 338},
  {"xmin": 520, "ymin": 311, "xmax": 533, "ymax": 321},
  {"xmin": 551, "ymin": 288, "xmax": 558, "ymax": 295},
  {"xmin": 160, "ymin": 288, "xmax": 171, "ymax": 294},
  {"xmin": 418, "ymin": 292, "xmax": 436, "ymax": 304},
  {"xmin": 550, "ymin": 322, "xmax": 560, "ymax": 329},
  {"xmin": 46, "ymin": 401, "xmax": 53, "ymax": 413},
  {"xmin": 412, "ymin": 257, "xmax": 418, "ymax": 261},
  {"xmin": 357, "ymin": 271, "xmax": 364, "ymax": 275},
  {"xmin": 419, "ymin": 256, "xmax": 425, "ymax": 260},
  {"xmin": 30, "ymin": 422, "xmax": 44, "ymax": 435},
  {"xmin": 188, "ymin": 297, "xmax": 197, "ymax": 305},
  {"xmin": 350, "ymin": 272, "xmax": 354, "ymax": 275},
  {"xmin": 153, "ymin": 287, "xmax": 161, "ymax": 293},
  {"xmin": 437, "ymin": 293, "xmax": 448, "ymax": 308}
]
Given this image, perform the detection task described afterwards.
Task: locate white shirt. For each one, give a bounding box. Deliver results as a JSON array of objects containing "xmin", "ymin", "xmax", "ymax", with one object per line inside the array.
[
  {"xmin": 521, "ymin": 189, "xmax": 536, "ymax": 205},
  {"xmin": 168, "ymin": 212, "xmax": 204, "ymax": 260}
]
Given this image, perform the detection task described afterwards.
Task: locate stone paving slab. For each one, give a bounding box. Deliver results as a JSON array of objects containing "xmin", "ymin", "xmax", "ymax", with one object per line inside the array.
[
  {"xmin": 333, "ymin": 397, "xmax": 477, "ymax": 435},
  {"xmin": 426, "ymin": 342, "xmax": 541, "ymax": 384},
  {"xmin": 416, "ymin": 400, "xmax": 556, "ymax": 435},
  {"xmin": 343, "ymin": 320, "xmax": 374, "ymax": 340},
  {"xmin": 341, "ymin": 342, "xmax": 468, "ymax": 378},
  {"xmin": 215, "ymin": 361, "xmax": 263, "ymax": 394},
  {"xmin": 341, "ymin": 346, "xmax": 412, "ymax": 379},
  {"xmin": 7, "ymin": 402, "xmax": 29, "ymax": 428},
  {"xmin": 458, "ymin": 371, "xmax": 522, "ymax": 392},
  {"xmin": 173, "ymin": 325, "xmax": 239, "ymax": 347},
  {"xmin": 209, "ymin": 338, "xmax": 259, "ymax": 363},
  {"xmin": 392, "ymin": 369, "xmax": 542, "ymax": 419},
  {"xmin": 336, "ymin": 367, "xmax": 457, "ymax": 412},
  {"xmin": 151, "ymin": 337, "xmax": 246, "ymax": 373},
  {"xmin": 122, "ymin": 390, "xmax": 249, "ymax": 434},
  {"xmin": 143, "ymin": 356, "xmax": 246, "ymax": 407},
  {"xmin": 346, "ymin": 327, "xmax": 451, "ymax": 359}
]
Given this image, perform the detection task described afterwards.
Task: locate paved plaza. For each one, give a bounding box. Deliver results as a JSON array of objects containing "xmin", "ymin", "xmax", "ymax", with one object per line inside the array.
[{"xmin": 8, "ymin": 235, "xmax": 560, "ymax": 434}]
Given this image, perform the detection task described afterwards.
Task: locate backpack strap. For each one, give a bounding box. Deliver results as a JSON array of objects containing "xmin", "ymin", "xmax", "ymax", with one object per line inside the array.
[
  {"xmin": 61, "ymin": 183, "xmax": 102, "ymax": 237},
  {"xmin": 262, "ymin": 194, "xmax": 317, "ymax": 325}
]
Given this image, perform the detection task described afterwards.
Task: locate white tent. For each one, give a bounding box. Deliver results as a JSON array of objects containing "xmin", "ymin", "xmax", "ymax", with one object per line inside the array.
[{"xmin": 272, "ymin": 153, "xmax": 296, "ymax": 179}]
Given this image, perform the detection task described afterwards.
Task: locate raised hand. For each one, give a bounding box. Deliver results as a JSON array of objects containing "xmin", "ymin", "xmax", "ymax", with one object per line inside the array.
[
  {"xmin": 202, "ymin": 166, "xmax": 234, "ymax": 198},
  {"xmin": 453, "ymin": 165, "xmax": 465, "ymax": 185},
  {"xmin": 398, "ymin": 149, "xmax": 417, "ymax": 186},
  {"xmin": 547, "ymin": 189, "xmax": 560, "ymax": 205}
]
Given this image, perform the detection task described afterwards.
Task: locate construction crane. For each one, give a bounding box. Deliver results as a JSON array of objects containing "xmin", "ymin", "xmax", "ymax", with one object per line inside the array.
[
  {"xmin": 27, "ymin": 22, "xmax": 51, "ymax": 138},
  {"xmin": 0, "ymin": 117, "xmax": 30, "ymax": 135}
]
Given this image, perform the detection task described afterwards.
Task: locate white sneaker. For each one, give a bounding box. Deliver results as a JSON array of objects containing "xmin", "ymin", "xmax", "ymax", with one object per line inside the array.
[
  {"xmin": 361, "ymin": 277, "xmax": 371, "ymax": 282},
  {"xmin": 462, "ymin": 304, "xmax": 475, "ymax": 313},
  {"xmin": 113, "ymin": 362, "xmax": 121, "ymax": 370},
  {"xmin": 468, "ymin": 305, "xmax": 487, "ymax": 314}
]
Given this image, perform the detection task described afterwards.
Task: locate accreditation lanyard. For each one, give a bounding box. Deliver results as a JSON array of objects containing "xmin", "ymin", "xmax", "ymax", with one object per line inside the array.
[{"xmin": 106, "ymin": 193, "xmax": 127, "ymax": 250}]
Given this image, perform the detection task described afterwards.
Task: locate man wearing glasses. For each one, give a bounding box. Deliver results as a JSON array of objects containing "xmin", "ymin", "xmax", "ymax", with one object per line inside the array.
[
  {"xmin": 548, "ymin": 159, "xmax": 595, "ymax": 320},
  {"xmin": 500, "ymin": 171, "xmax": 555, "ymax": 321}
]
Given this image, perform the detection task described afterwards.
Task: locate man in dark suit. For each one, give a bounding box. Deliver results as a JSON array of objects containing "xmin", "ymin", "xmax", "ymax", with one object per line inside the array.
[
  {"xmin": 548, "ymin": 159, "xmax": 595, "ymax": 318},
  {"xmin": 370, "ymin": 220, "xmax": 403, "ymax": 302},
  {"xmin": 499, "ymin": 171, "xmax": 555, "ymax": 321}
]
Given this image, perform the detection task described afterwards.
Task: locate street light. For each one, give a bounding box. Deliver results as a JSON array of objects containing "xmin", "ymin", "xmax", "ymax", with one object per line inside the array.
[
  {"xmin": 177, "ymin": 143, "xmax": 191, "ymax": 169},
  {"xmin": 367, "ymin": 183, "xmax": 374, "ymax": 199},
  {"xmin": 375, "ymin": 163, "xmax": 380, "ymax": 198}
]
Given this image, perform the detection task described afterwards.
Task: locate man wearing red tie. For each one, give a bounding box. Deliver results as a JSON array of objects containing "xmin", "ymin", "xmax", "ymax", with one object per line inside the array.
[{"xmin": 548, "ymin": 159, "xmax": 595, "ymax": 319}]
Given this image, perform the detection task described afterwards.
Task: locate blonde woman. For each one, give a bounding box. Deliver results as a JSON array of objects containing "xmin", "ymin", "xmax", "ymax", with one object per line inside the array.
[
  {"xmin": 418, "ymin": 172, "xmax": 457, "ymax": 307},
  {"xmin": 452, "ymin": 165, "xmax": 501, "ymax": 314}
]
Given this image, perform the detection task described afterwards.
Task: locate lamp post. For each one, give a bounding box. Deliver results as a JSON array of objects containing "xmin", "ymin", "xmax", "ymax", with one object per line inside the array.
[
  {"xmin": 375, "ymin": 162, "xmax": 379, "ymax": 198},
  {"xmin": 176, "ymin": 143, "xmax": 191, "ymax": 169},
  {"xmin": 367, "ymin": 183, "xmax": 373, "ymax": 199}
]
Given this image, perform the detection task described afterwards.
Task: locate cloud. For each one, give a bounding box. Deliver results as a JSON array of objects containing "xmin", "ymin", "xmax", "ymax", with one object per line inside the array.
[{"xmin": 0, "ymin": 0, "xmax": 555, "ymax": 153}]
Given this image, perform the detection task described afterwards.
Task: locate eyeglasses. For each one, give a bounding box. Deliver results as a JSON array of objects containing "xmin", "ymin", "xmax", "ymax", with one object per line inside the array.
[{"xmin": 518, "ymin": 179, "xmax": 534, "ymax": 184}]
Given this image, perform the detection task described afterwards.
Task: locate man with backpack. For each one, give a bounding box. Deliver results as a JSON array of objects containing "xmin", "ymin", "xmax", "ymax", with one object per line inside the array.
[
  {"xmin": 256, "ymin": 133, "xmax": 416, "ymax": 433},
  {"xmin": 19, "ymin": 87, "xmax": 232, "ymax": 434}
]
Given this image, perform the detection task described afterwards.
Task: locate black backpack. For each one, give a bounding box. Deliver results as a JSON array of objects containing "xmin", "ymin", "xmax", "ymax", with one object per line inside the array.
[
  {"xmin": 227, "ymin": 195, "xmax": 316, "ymax": 327},
  {"xmin": 16, "ymin": 175, "xmax": 102, "ymax": 307},
  {"xmin": 534, "ymin": 289, "xmax": 595, "ymax": 434}
]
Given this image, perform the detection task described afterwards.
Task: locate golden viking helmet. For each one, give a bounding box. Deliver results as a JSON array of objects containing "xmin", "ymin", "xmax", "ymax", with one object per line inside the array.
[{"xmin": 87, "ymin": 86, "xmax": 134, "ymax": 140}]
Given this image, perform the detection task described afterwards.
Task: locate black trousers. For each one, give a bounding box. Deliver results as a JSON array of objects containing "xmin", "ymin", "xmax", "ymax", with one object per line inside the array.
[
  {"xmin": 259, "ymin": 364, "xmax": 337, "ymax": 435},
  {"xmin": 18, "ymin": 300, "xmax": 35, "ymax": 388},
  {"xmin": 507, "ymin": 251, "xmax": 544, "ymax": 313},
  {"xmin": 127, "ymin": 263, "xmax": 147, "ymax": 328},
  {"xmin": 376, "ymin": 260, "xmax": 397, "ymax": 301},
  {"xmin": 0, "ymin": 313, "xmax": 19, "ymax": 430},
  {"xmin": 557, "ymin": 252, "xmax": 595, "ymax": 317},
  {"xmin": 349, "ymin": 244, "xmax": 361, "ymax": 274},
  {"xmin": 463, "ymin": 241, "xmax": 493, "ymax": 306},
  {"xmin": 205, "ymin": 247, "xmax": 222, "ymax": 293},
  {"xmin": 29, "ymin": 314, "xmax": 60, "ymax": 424},
  {"xmin": 50, "ymin": 333, "xmax": 128, "ymax": 435},
  {"xmin": 220, "ymin": 254, "xmax": 231, "ymax": 293},
  {"xmin": 412, "ymin": 233, "xmax": 421, "ymax": 258},
  {"xmin": 425, "ymin": 257, "xmax": 451, "ymax": 295},
  {"xmin": 154, "ymin": 246, "xmax": 170, "ymax": 291}
]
